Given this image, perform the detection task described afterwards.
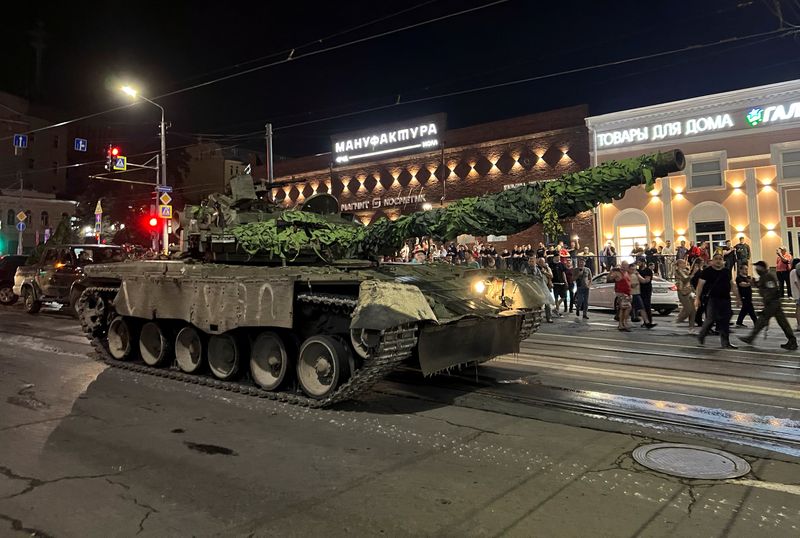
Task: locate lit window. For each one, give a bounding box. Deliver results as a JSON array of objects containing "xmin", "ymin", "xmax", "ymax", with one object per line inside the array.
[
  {"xmin": 689, "ymin": 159, "xmax": 722, "ymax": 189},
  {"xmin": 781, "ymin": 149, "xmax": 800, "ymax": 180}
]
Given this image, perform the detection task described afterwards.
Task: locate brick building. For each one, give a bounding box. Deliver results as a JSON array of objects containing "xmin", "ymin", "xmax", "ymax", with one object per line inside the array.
[{"xmin": 253, "ymin": 105, "xmax": 593, "ymax": 251}]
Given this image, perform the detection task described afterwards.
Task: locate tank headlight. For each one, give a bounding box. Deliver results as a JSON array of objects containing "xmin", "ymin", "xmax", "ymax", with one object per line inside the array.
[{"xmin": 473, "ymin": 280, "xmax": 487, "ymax": 294}]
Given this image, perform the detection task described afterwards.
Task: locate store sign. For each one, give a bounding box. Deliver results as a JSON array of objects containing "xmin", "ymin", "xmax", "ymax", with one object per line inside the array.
[
  {"xmin": 332, "ymin": 114, "xmax": 445, "ymax": 165},
  {"xmin": 596, "ymin": 98, "xmax": 800, "ymax": 149},
  {"xmin": 596, "ymin": 114, "xmax": 735, "ymax": 148},
  {"xmin": 745, "ymin": 101, "xmax": 800, "ymax": 127},
  {"xmin": 340, "ymin": 193, "xmax": 427, "ymax": 212}
]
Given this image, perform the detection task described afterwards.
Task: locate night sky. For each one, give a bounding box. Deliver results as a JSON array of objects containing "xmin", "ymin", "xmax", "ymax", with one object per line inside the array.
[{"xmin": 2, "ymin": 0, "xmax": 800, "ymax": 158}]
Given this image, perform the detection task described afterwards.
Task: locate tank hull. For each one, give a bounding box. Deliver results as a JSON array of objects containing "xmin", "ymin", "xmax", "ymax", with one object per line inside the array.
[{"xmin": 77, "ymin": 260, "xmax": 548, "ymax": 405}]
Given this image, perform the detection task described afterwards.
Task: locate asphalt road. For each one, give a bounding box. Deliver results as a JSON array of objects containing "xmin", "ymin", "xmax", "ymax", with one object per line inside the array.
[{"xmin": 1, "ymin": 305, "xmax": 799, "ymax": 537}]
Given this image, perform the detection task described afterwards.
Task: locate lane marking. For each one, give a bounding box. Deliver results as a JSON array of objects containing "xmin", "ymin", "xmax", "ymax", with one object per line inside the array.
[
  {"xmin": 725, "ymin": 479, "xmax": 800, "ymax": 495},
  {"xmin": 496, "ymin": 355, "xmax": 800, "ymax": 400},
  {"xmin": 531, "ymin": 332, "xmax": 796, "ymax": 358}
]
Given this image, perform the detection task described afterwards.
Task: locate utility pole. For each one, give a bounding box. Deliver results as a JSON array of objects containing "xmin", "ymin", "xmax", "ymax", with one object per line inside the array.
[
  {"xmin": 16, "ymin": 170, "xmax": 23, "ymax": 255},
  {"xmin": 265, "ymin": 123, "xmax": 273, "ymax": 202}
]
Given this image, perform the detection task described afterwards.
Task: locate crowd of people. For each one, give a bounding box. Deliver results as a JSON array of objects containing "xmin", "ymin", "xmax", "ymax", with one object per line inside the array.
[{"xmin": 394, "ymin": 235, "xmax": 798, "ymax": 352}]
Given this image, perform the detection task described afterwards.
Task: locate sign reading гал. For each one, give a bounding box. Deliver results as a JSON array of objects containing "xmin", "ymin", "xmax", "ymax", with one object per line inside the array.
[
  {"xmin": 332, "ymin": 114, "xmax": 445, "ymax": 165},
  {"xmin": 596, "ymin": 98, "xmax": 800, "ymax": 149}
]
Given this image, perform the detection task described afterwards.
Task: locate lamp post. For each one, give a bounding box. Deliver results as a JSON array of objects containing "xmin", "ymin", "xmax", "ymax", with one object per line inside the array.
[{"xmin": 121, "ymin": 86, "xmax": 169, "ymax": 255}]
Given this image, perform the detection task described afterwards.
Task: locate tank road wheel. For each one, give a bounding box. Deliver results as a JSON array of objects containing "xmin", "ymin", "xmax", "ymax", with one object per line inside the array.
[
  {"xmin": 208, "ymin": 333, "xmax": 244, "ymax": 380},
  {"xmin": 139, "ymin": 322, "xmax": 173, "ymax": 367},
  {"xmin": 297, "ymin": 335, "xmax": 352, "ymax": 399},
  {"xmin": 175, "ymin": 326, "xmax": 206, "ymax": 374},
  {"xmin": 250, "ymin": 332, "xmax": 292, "ymax": 391},
  {"xmin": 107, "ymin": 317, "xmax": 138, "ymax": 360}
]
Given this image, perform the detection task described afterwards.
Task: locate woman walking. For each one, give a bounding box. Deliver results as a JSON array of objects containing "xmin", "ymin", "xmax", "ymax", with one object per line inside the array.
[{"xmin": 674, "ymin": 259, "xmax": 696, "ymax": 333}]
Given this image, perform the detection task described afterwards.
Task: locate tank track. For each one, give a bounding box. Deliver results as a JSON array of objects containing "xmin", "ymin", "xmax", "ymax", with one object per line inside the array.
[
  {"xmin": 77, "ymin": 286, "xmax": 417, "ymax": 408},
  {"xmin": 518, "ymin": 309, "xmax": 543, "ymax": 341}
]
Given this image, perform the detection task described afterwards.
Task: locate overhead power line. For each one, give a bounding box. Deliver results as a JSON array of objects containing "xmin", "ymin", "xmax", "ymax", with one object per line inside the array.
[{"xmin": 0, "ymin": 0, "xmax": 507, "ymax": 143}]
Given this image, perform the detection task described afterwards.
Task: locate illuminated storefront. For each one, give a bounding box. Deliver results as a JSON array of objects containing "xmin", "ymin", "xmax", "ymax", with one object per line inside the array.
[
  {"xmin": 255, "ymin": 106, "xmax": 593, "ymax": 250},
  {"xmin": 586, "ymin": 79, "xmax": 800, "ymax": 263}
]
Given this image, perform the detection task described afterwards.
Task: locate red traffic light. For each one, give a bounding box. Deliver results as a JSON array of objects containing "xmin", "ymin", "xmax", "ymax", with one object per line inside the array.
[
  {"xmin": 148, "ymin": 217, "xmax": 158, "ymax": 227},
  {"xmin": 110, "ymin": 147, "xmax": 120, "ymax": 156}
]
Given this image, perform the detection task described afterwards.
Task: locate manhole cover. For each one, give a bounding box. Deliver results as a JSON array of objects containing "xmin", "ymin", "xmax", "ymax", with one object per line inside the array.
[{"xmin": 632, "ymin": 443, "xmax": 750, "ymax": 479}]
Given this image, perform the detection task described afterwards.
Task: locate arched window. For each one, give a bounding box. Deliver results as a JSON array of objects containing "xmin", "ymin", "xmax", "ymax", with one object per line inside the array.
[
  {"xmin": 41, "ymin": 211, "xmax": 49, "ymax": 227},
  {"xmin": 6, "ymin": 210, "xmax": 13, "ymax": 226}
]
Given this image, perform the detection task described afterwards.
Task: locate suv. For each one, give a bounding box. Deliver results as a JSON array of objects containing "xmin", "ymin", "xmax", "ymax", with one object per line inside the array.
[
  {"xmin": 13, "ymin": 245, "xmax": 126, "ymax": 313},
  {"xmin": 0, "ymin": 255, "xmax": 28, "ymax": 305}
]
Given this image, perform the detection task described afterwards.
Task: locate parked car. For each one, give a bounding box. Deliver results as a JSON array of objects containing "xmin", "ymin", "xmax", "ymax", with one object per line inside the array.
[
  {"xmin": 588, "ymin": 272, "xmax": 679, "ymax": 315},
  {"xmin": 13, "ymin": 244, "xmax": 126, "ymax": 314},
  {"xmin": 0, "ymin": 255, "xmax": 28, "ymax": 305}
]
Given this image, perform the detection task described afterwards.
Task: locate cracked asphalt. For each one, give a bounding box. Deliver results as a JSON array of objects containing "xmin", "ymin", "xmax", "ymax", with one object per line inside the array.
[{"xmin": 1, "ymin": 307, "xmax": 799, "ymax": 536}]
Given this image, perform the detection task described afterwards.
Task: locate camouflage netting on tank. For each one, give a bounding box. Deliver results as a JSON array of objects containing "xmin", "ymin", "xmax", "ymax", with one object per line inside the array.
[
  {"xmin": 230, "ymin": 151, "xmax": 681, "ymax": 259},
  {"xmin": 232, "ymin": 210, "xmax": 369, "ymax": 260}
]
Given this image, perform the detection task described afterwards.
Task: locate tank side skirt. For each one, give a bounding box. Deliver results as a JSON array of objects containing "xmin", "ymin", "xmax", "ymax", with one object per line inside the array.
[{"xmin": 78, "ymin": 286, "xmax": 417, "ymax": 408}]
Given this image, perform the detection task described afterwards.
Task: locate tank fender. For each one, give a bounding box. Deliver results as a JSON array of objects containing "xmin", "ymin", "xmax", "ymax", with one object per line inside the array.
[
  {"xmin": 350, "ymin": 280, "xmax": 437, "ymax": 331},
  {"xmin": 485, "ymin": 273, "xmax": 554, "ymax": 309}
]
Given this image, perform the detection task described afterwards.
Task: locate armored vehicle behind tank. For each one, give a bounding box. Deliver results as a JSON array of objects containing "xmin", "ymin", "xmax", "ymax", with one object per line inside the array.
[{"xmin": 77, "ymin": 150, "xmax": 685, "ymax": 406}]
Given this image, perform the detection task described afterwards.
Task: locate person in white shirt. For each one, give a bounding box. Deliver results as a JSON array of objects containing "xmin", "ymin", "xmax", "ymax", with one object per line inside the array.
[
  {"xmin": 790, "ymin": 260, "xmax": 800, "ymax": 331},
  {"xmin": 661, "ymin": 239, "xmax": 675, "ymax": 280}
]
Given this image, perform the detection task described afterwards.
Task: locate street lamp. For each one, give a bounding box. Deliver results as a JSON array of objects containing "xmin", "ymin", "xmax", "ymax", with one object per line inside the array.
[{"xmin": 121, "ymin": 85, "xmax": 169, "ymax": 255}]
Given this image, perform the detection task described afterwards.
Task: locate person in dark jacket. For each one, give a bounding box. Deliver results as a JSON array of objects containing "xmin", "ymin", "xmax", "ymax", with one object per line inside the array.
[
  {"xmin": 739, "ymin": 261, "xmax": 798, "ymax": 350},
  {"xmin": 695, "ymin": 253, "xmax": 739, "ymax": 349}
]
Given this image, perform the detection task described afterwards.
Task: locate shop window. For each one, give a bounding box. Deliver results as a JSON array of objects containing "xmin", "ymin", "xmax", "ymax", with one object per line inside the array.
[
  {"xmin": 41, "ymin": 211, "xmax": 49, "ymax": 227},
  {"xmin": 618, "ymin": 225, "xmax": 648, "ymax": 262},
  {"xmin": 695, "ymin": 220, "xmax": 727, "ymax": 252},
  {"xmin": 781, "ymin": 149, "xmax": 800, "ymax": 180},
  {"xmin": 689, "ymin": 159, "xmax": 723, "ymax": 189}
]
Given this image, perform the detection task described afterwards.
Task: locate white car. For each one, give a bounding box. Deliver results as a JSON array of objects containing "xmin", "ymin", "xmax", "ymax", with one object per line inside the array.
[{"xmin": 588, "ymin": 272, "xmax": 679, "ymax": 315}]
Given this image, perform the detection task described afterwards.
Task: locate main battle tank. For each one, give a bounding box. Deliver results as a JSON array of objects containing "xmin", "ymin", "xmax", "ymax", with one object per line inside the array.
[{"xmin": 76, "ymin": 150, "xmax": 684, "ymax": 407}]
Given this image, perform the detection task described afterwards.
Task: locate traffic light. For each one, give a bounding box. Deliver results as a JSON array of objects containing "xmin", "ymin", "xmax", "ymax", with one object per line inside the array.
[
  {"xmin": 105, "ymin": 145, "xmax": 121, "ymax": 171},
  {"xmin": 149, "ymin": 217, "xmax": 158, "ymax": 228}
]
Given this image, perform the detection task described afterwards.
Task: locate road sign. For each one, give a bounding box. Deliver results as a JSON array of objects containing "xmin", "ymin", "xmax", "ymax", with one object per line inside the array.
[
  {"xmin": 16, "ymin": 211, "xmax": 26, "ymax": 222},
  {"xmin": 113, "ymin": 156, "xmax": 127, "ymax": 171},
  {"xmin": 12, "ymin": 134, "xmax": 28, "ymax": 149},
  {"xmin": 16, "ymin": 222, "xmax": 26, "ymax": 232},
  {"xmin": 159, "ymin": 205, "xmax": 172, "ymax": 218},
  {"xmin": 74, "ymin": 138, "xmax": 88, "ymax": 152},
  {"xmin": 156, "ymin": 185, "xmax": 173, "ymax": 193},
  {"xmin": 95, "ymin": 200, "xmax": 103, "ymax": 215},
  {"xmin": 159, "ymin": 193, "xmax": 172, "ymax": 205}
]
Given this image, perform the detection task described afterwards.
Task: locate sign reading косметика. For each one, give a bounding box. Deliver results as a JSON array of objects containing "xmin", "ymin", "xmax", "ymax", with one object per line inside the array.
[
  {"xmin": 331, "ymin": 114, "xmax": 446, "ymax": 165},
  {"xmin": 595, "ymin": 100, "xmax": 800, "ymax": 149}
]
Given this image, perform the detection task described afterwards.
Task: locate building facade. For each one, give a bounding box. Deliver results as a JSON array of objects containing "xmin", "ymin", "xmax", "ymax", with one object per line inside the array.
[
  {"xmin": 255, "ymin": 106, "xmax": 593, "ymax": 251},
  {"xmin": 0, "ymin": 91, "xmax": 69, "ymax": 195},
  {"xmin": 0, "ymin": 189, "xmax": 77, "ymax": 255},
  {"xmin": 586, "ymin": 80, "xmax": 800, "ymax": 264}
]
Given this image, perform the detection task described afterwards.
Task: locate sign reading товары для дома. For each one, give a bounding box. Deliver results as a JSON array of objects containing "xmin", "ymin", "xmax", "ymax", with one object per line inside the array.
[
  {"xmin": 331, "ymin": 114, "xmax": 446, "ymax": 164},
  {"xmin": 595, "ymin": 100, "xmax": 800, "ymax": 149}
]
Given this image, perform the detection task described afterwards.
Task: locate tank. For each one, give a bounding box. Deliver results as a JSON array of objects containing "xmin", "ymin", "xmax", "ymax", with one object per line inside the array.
[{"xmin": 76, "ymin": 150, "xmax": 685, "ymax": 407}]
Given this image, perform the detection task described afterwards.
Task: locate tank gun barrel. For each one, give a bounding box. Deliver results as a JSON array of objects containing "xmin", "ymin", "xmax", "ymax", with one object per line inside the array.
[
  {"xmin": 361, "ymin": 150, "xmax": 684, "ymax": 251},
  {"xmin": 228, "ymin": 150, "xmax": 684, "ymax": 260}
]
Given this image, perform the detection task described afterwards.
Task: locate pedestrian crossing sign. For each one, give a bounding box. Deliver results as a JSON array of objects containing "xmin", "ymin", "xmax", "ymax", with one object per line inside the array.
[{"xmin": 159, "ymin": 205, "xmax": 172, "ymax": 218}]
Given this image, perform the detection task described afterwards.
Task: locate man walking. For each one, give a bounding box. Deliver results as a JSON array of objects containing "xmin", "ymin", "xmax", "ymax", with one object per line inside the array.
[
  {"xmin": 695, "ymin": 253, "xmax": 740, "ymax": 349},
  {"xmin": 550, "ymin": 255, "xmax": 568, "ymax": 314},
  {"xmin": 573, "ymin": 257, "xmax": 592, "ymax": 319},
  {"xmin": 638, "ymin": 258, "xmax": 655, "ymax": 323},
  {"xmin": 739, "ymin": 261, "xmax": 798, "ymax": 350},
  {"xmin": 735, "ymin": 264, "xmax": 757, "ymax": 328},
  {"xmin": 607, "ymin": 262, "xmax": 632, "ymax": 332}
]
